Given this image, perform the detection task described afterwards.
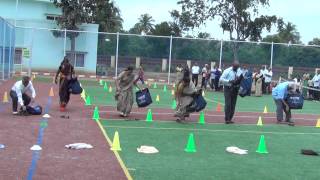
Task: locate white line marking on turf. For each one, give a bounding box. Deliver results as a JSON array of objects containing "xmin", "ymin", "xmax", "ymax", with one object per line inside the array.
[
  {"xmin": 99, "ymin": 110, "xmax": 317, "ymax": 121},
  {"xmin": 102, "ymin": 125, "xmax": 320, "ymax": 135}
]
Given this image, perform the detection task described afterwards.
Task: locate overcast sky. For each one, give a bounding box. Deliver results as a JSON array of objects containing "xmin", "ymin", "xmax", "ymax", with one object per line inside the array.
[{"xmin": 115, "ymin": 0, "xmax": 320, "ymax": 44}]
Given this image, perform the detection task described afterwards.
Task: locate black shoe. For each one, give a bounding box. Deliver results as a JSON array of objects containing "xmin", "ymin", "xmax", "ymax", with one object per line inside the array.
[
  {"xmin": 277, "ymin": 121, "xmax": 287, "ymax": 124},
  {"xmin": 176, "ymin": 118, "xmax": 186, "ymax": 124},
  {"xmin": 288, "ymin": 122, "xmax": 295, "ymax": 126},
  {"xmin": 225, "ymin": 121, "xmax": 234, "ymax": 124}
]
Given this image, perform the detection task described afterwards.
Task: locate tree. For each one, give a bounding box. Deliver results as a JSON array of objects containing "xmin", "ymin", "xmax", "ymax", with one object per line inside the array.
[
  {"xmin": 170, "ymin": 10, "xmax": 193, "ymax": 36},
  {"xmin": 263, "ymin": 21, "xmax": 301, "ymax": 44},
  {"xmin": 91, "ymin": 0, "xmax": 123, "ymax": 32},
  {"xmin": 197, "ymin": 32, "xmax": 211, "ymax": 39},
  {"xmin": 308, "ymin": 38, "xmax": 320, "ymax": 46},
  {"xmin": 152, "ymin": 22, "xmax": 175, "ymax": 36},
  {"xmin": 52, "ymin": 0, "xmax": 94, "ymax": 62},
  {"xmin": 135, "ymin": 14, "xmax": 155, "ymax": 34},
  {"xmin": 176, "ymin": 0, "xmax": 278, "ymax": 60}
]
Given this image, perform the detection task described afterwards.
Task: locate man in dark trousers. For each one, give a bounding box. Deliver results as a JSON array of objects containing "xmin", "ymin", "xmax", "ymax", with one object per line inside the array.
[
  {"xmin": 10, "ymin": 76, "xmax": 36, "ymax": 114},
  {"xmin": 219, "ymin": 60, "xmax": 243, "ymax": 124},
  {"xmin": 272, "ymin": 82, "xmax": 297, "ymax": 126},
  {"xmin": 191, "ymin": 63, "xmax": 200, "ymax": 87}
]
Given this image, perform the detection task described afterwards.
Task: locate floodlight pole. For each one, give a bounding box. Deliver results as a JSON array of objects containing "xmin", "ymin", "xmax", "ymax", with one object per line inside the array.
[
  {"xmin": 167, "ymin": 35, "xmax": 173, "ymax": 84},
  {"xmin": 15, "ymin": 0, "xmax": 19, "ymax": 26},
  {"xmin": 2, "ymin": 24, "xmax": 5, "ymax": 80},
  {"xmin": 63, "ymin": 29, "xmax": 67, "ymax": 56},
  {"xmin": 219, "ymin": 40, "xmax": 223, "ymax": 69},
  {"xmin": 115, "ymin": 32, "xmax": 119, "ymax": 77},
  {"xmin": 270, "ymin": 42, "xmax": 274, "ymax": 69},
  {"xmin": 28, "ymin": 29, "xmax": 35, "ymax": 77}
]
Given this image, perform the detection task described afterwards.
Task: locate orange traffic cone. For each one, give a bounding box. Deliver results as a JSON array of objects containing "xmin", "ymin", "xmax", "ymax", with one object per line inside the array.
[
  {"xmin": 49, "ymin": 87, "xmax": 54, "ymax": 97},
  {"xmin": 2, "ymin": 91, "xmax": 9, "ymax": 103},
  {"xmin": 216, "ymin": 103, "xmax": 222, "ymax": 112}
]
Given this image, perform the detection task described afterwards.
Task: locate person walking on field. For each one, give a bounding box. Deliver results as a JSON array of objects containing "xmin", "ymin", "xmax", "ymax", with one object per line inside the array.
[
  {"xmin": 201, "ymin": 64, "xmax": 209, "ymax": 90},
  {"xmin": 115, "ymin": 66, "xmax": 140, "ymax": 117},
  {"xmin": 175, "ymin": 64, "xmax": 184, "ymax": 84},
  {"xmin": 272, "ymin": 82, "xmax": 297, "ymax": 126},
  {"xmin": 136, "ymin": 65, "xmax": 145, "ymax": 84},
  {"xmin": 10, "ymin": 76, "xmax": 36, "ymax": 114},
  {"xmin": 220, "ymin": 60, "xmax": 243, "ymax": 124},
  {"xmin": 54, "ymin": 56, "xmax": 75, "ymax": 112},
  {"xmin": 191, "ymin": 63, "xmax": 200, "ymax": 87},
  {"xmin": 265, "ymin": 68, "xmax": 273, "ymax": 94}
]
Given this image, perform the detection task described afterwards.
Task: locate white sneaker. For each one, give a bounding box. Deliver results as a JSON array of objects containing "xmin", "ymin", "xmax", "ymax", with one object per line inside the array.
[{"xmin": 12, "ymin": 112, "xmax": 18, "ymax": 115}]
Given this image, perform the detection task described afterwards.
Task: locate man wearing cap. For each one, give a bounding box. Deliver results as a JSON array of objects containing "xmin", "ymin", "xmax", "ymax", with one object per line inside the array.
[
  {"xmin": 219, "ymin": 60, "xmax": 243, "ymax": 124},
  {"xmin": 272, "ymin": 82, "xmax": 296, "ymax": 126},
  {"xmin": 10, "ymin": 76, "xmax": 36, "ymax": 114}
]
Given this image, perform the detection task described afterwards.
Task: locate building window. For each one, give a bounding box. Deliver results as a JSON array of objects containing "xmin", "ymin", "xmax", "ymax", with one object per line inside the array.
[
  {"xmin": 46, "ymin": 14, "xmax": 60, "ymax": 21},
  {"xmin": 66, "ymin": 52, "xmax": 85, "ymax": 68},
  {"xmin": 14, "ymin": 49, "xmax": 22, "ymax": 64}
]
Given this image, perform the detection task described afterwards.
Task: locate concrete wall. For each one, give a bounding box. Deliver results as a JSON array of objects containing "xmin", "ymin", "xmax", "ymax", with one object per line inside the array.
[
  {"xmin": 0, "ymin": 0, "xmax": 61, "ymax": 21},
  {"xmin": 0, "ymin": 0, "xmax": 99, "ymax": 73},
  {"xmin": 14, "ymin": 20, "xmax": 98, "ymax": 73}
]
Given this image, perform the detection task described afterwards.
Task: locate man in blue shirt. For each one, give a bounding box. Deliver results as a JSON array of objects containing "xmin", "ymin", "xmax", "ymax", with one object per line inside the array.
[
  {"xmin": 272, "ymin": 82, "xmax": 296, "ymax": 126},
  {"xmin": 220, "ymin": 60, "xmax": 243, "ymax": 124}
]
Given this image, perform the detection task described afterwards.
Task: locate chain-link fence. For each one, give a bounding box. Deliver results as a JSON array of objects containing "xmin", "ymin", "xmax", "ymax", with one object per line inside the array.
[
  {"xmin": 12, "ymin": 25, "xmax": 320, "ymax": 83},
  {"xmin": 0, "ymin": 17, "xmax": 15, "ymax": 81}
]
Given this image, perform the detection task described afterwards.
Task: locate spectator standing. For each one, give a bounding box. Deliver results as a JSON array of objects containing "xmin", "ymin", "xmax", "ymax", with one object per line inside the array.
[
  {"xmin": 191, "ymin": 63, "xmax": 200, "ymax": 87},
  {"xmin": 265, "ymin": 68, "xmax": 273, "ymax": 94},
  {"xmin": 201, "ymin": 64, "xmax": 209, "ymax": 90}
]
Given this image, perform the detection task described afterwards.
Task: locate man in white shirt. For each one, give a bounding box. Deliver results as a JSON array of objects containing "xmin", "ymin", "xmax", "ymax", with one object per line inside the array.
[
  {"xmin": 264, "ymin": 68, "xmax": 273, "ymax": 94},
  {"xmin": 312, "ymin": 70, "xmax": 320, "ymax": 100},
  {"xmin": 220, "ymin": 60, "xmax": 243, "ymax": 124},
  {"xmin": 10, "ymin": 76, "xmax": 36, "ymax": 114},
  {"xmin": 191, "ymin": 63, "xmax": 200, "ymax": 87}
]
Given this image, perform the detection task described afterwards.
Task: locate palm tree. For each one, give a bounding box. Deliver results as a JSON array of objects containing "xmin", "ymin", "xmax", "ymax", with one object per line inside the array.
[
  {"xmin": 136, "ymin": 14, "xmax": 155, "ymax": 34},
  {"xmin": 278, "ymin": 22, "xmax": 301, "ymax": 44}
]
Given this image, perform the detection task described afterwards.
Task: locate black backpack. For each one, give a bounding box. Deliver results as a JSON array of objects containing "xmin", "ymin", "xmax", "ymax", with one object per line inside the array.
[
  {"xmin": 136, "ymin": 88, "xmax": 153, "ymax": 108},
  {"xmin": 186, "ymin": 94, "xmax": 207, "ymax": 113},
  {"xmin": 26, "ymin": 105, "xmax": 43, "ymax": 115},
  {"xmin": 69, "ymin": 77, "xmax": 83, "ymax": 94}
]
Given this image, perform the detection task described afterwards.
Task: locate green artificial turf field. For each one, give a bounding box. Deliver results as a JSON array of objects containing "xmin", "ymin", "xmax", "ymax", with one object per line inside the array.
[
  {"xmin": 28, "ymin": 76, "xmax": 320, "ymax": 179},
  {"xmin": 102, "ymin": 120, "xmax": 320, "ymax": 180}
]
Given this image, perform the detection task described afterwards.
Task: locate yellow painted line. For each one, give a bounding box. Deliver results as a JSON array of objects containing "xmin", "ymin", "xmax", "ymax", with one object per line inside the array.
[{"xmin": 96, "ymin": 120, "xmax": 133, "ymax": 180}]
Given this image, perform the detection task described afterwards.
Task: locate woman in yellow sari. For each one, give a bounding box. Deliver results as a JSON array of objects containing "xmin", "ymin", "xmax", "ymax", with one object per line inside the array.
[
  {"xmin": 174, "ymin": 69, "xmax": 198, "ymax": 123},
  {"xmin": 115, "ymin": 66, "xmax": 140, "ymax": 117}
]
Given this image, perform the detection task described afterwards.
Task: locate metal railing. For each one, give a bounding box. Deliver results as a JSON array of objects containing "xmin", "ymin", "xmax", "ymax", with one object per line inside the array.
[
  {"xmin": 0, "ymin": 17, "xmax": 15, "ymax": 81},
  {"xmin": 13, "ymin": 25, "xmax": 320, "ymax": 83}
]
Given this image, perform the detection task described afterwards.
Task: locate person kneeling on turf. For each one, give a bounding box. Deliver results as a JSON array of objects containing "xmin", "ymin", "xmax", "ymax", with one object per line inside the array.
[
  {"xmin": 272, "ymin": 82, "xmax": 296, "ymax": 126},
  {"xmin": 10, "ymin": 76, "xmax": 36, "ymax": 115}
]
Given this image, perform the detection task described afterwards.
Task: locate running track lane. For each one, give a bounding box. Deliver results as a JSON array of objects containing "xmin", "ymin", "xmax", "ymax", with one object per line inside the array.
[{"xmin": 26, "ymin": 96, "xmax": 52, "ymax": 180}]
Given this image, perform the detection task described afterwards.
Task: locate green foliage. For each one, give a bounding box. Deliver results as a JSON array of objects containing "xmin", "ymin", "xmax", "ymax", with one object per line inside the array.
[
  {"xmin": 52, "ymin": 0, "xmax": 95, "ymax": 61},
  {"xmin": 91, "ymin": 0, "xmax": 123, "ymax": 32},
  {"xmin": 151, "ymin": 22, "xmax": 174, "ymax": 36},
  {"xmin": 130, "ymin": 14, "xmax": 155, "ymax": 35},
  {"xmin": 263, "ymin": 21, "xmax": 301, "ymax": 44},
  {"xmin": 52, "ymin": 0, "xmax": 93, "ymax": 38},
  {"xmin": 308, "ymin": 38, "xmax": 320, "ymax": 45},
  {"xmin": 175, "ymin": 0, "xmax": 278, "ymax": 60}
]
